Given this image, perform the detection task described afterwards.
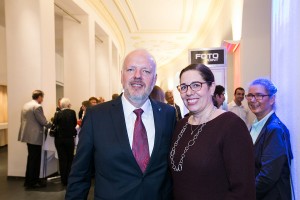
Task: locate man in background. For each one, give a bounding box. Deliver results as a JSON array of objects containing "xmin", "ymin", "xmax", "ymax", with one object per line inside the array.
[
  {"xmin": 165, "ymin": 90, "xmax": 182, "ymax": 121},
  {"xmin": 66, "ymin": 49, "xmax": 176, "ymax": 200},
  {"xmin": 228, "ymin": 87, "xmax": 249, "ymax": 128},
  {"xmin": 18, "ymin": 90, "xmax": 51, "ymax": 189},
  {"xmin": 89, "ymin": 97, "xmax": 98, "ymax": 106},
  {"xmin": 56, "ymin": 98, "xmax": 62, "ymax": 112}
]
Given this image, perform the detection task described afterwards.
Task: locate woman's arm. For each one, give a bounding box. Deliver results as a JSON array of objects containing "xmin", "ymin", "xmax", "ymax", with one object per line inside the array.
[
  {"xmin": 222, "ymin": 115, "xmax": 256, "ymax": 200},
  {"xmin": 255, "ymin": 125, "xmax": 288, "ymax": 199}
]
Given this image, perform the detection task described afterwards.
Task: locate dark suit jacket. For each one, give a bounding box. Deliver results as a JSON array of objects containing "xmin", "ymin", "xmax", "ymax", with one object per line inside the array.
[
  {"xmin": 254, "ymin": 113, "xmax": 293, "ymax": 200},
  {"xmin": 66, "ymin": 96, "xmax": 176, "ymax": 200},
  {"xmin": 53, "ymin": 109, "xmax": 77, "ymax": 138}
]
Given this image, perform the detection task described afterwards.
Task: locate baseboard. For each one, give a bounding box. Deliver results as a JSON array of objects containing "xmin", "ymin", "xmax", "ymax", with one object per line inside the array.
[{"xmin": 7, "ymin": 172, "xmax": 59, "ymax": 180}]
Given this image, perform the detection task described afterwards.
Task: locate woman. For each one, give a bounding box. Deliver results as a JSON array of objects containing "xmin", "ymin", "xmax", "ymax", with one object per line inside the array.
[
  {"xmin": 246, "ymin": 78, "xmax": 293, "ymax": 200},
  {"xmin": 169, "ymin": 64, "xmax": 255, "ymax": 200},
  {"xmin": 53, "ymin": 98, "xmax": 77, "ymax": 186}
]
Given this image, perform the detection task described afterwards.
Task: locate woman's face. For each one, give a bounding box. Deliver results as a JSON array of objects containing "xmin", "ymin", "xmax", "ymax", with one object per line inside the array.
[
  {"xmin": 179, "ymin": 70, "xmax": 215, "ymax": 114},
  {"xmin": 247, "ymin": 84, "xmax": 275, "ymax": 119}
]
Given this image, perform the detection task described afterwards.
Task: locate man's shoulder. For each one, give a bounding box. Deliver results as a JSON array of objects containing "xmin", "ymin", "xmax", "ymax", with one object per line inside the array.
[
  {"xmin": 227, "ymin": 100, "xmax": 236, "ymax": 107},
  {"xmin": 151, "ymin": 100, "xmax": 175, "ymax": 113},
  {"xmin": 23, "ymin": 100, "xmax": 40, "ymax": 110},
  {"xmin": 89, "ymin": 99, "xmax": 118, "ymax": 114}
]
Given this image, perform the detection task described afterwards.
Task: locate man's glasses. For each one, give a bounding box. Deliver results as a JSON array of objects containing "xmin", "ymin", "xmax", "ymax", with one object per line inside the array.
[
  {"xmin": 245, "ymin": 93, "xmax": 271, "ymax": 101},
  {"xmin": 177, "ymin": 82, "xmax": 210, "ymax": 93}
]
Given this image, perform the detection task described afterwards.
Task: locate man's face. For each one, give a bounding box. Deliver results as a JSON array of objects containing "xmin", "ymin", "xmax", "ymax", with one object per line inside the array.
[
  {"xmin": 165, "ymin": 93, "xmax": 174, "ymax": 105},
  {"xmin": 37, "ymin": 96, "xmax": 44, "ymax": 104},
  {"xmin": 121, "ymin": 50, "xmax": 157, "ymax": 106},
  {"xmin": 234, "ymin": 89, "xmax": 245, "ymax": 104}
]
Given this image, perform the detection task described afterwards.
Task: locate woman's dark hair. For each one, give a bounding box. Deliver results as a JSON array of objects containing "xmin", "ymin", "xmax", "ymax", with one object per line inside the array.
[
  {"xmin": 213, "ymin": 85, "xmax": 225, "ymax": 97},
  {"xmin": 32, "ymin": 90, "xmax": 44, "ymax": 100},
  {"xmin": 179, "ymin": 64, "xmax": 214, "ymax": 87}
]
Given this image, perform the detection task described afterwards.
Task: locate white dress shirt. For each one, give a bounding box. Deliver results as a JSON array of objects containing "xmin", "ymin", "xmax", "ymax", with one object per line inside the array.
[
  {"xmin": 121, "ymin": 95, "xmax": 155, "ymax": 155},
  {"xmin": 228, "ymin": 100, "xmax": 249, "ymax": 127},
  {"xmin": 250, "ymin": 110, "xmax": 274, "ymax": 144}
]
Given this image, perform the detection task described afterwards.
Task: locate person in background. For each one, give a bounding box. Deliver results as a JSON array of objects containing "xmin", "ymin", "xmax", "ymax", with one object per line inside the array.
[
  {"xmin": 165, "ymin": 90, "xmax": 182, "ymax": 122},
  {"xmin": 150, "ymin": 85, "xmax": 165, "ymax": 103},
  {"xmin": 213, "ymin": 85, "xmax": 226, "ymax": 109},
  {"xmin": 98, "ymin": 97, "xmax": 105, "ymax": 103},
  {"xmin": 89, "ymin": 97, "xmax": 98, "ymax": 106},
  {"xmin": 53, "ymin": 98, "xmax": 77, "ymax": 186},
  {"xmin": 246, "ymin": 78, "xmax": 293, "ymax": 200},
  {"xmin": 56, "ymin": 98, "xmax": 62, "ymax": 112},
  {"xmin": 170, "ymin": 64, "xmax": 255, "ymax": 199},
  {"xmin": 78, "ymin": 100, "xmax": 90, "ymax": 120},
  {"xmin": 66, "ymin": 49, "xmax": 176, "ymax": 200},
  {"xmin": 18, "ymin": 90, "xmax": 52, "ymax": 189},
  {"xmin": 228, "ymin": 87, "xmax": 250, "ymax": 128},
  {"xmin": 112, "ymin": 93, "xmax": 119, "ymax": 100}
]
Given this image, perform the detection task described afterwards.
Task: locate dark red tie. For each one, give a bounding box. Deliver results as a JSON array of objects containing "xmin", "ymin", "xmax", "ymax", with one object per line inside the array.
[{"xmin": 132, "ymin": 109, "xmax": 150, "ymax": 173}]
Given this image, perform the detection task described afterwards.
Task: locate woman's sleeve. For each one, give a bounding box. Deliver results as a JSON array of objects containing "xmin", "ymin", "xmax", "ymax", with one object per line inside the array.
[
  {"xmin": 222, "ymin": 115, "xmax": 256, "ymax": 200},
  {"xmin": 255, "ymin": 125, "xmax": 288, "ymax": 199}
]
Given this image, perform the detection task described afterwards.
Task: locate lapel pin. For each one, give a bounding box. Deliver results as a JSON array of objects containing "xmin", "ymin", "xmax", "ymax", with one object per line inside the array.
[{"xmin": 158, "ymin": 108, "xmax": 161, "ymax": 111}]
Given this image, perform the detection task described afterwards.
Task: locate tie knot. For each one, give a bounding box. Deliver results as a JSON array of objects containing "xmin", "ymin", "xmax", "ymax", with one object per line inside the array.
[{"xmin": 134, "ymin": 108, "xmax": 144, "ymax": 117}]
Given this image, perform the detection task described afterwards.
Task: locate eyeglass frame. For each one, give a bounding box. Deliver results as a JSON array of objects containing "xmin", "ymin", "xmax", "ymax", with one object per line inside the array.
[
  {"xmin": 177, "ymin": 81, "xmax": 211, "ymax": 93},
  {"xmin": 245, "ymin": 93, "xmax": 271, "ymax": 101}
]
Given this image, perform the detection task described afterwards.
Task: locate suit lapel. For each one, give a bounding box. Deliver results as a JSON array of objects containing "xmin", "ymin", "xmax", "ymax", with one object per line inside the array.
[
  {"xmin": 146, "ymin": 99, "xmax": 163, "ymax": 172},
  {"xmin": 254, "ymin": 113, "xmax": 276, "ymax": 146},
  {"xmin": 110, "ymin": 96, "xmax": 141, "ymax": 173}
]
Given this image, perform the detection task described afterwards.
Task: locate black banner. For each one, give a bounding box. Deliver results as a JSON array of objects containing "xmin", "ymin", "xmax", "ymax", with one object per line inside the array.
[{"xmin": 190, "ymin": 49, "xmax": 225, "ymax": 66}]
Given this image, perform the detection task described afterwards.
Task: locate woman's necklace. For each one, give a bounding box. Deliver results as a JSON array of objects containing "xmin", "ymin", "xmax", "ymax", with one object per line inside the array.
[
  {"xmin": 170, "ymin": 107, "xmax": 216, "ymax": 172},
  {"xmin": 189, "ymin": 111, "xmax": 213, "ymax": 135}
]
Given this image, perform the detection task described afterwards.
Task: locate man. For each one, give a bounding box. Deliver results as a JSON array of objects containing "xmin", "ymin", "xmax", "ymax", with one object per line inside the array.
[
  {"xmin": 165, "ymin": 90, "xmax": 182, "ymax": 121},
  {"xmin": 88, "ymin": 97, "xmax": 98, "ymax": 106},
  {"xmin": 228, "ymin": 87, "xmax": 249, "ymax": 128},
  {"xmin": 213, "ymin": 85, "xmax": 226, "ymax": 110},
  {"xmin": 18, "ymin": 90, "xmax": 51, "ymax": 189},
  {"xmin": 66, "ymin": 49, "xmax": 176, "ymax": 200}
]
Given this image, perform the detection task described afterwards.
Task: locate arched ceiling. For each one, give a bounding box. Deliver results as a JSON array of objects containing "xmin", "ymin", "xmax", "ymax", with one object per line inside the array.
[{"xmin": 87, "ymin": 0, "xmax": 224, "ymax": 67}]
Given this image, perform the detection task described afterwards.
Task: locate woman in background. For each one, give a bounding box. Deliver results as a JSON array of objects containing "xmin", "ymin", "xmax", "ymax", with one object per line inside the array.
[
  {"xmin": 53, "ymin": 98, "xmax": 77, "ymax": 186},
  {"xmin": 246, "ymin": 78, "xmax": 293, "ymax": 200},
  {"xmin": 170, "ymin": 64, "xmax": 255, "ymax": 200}
]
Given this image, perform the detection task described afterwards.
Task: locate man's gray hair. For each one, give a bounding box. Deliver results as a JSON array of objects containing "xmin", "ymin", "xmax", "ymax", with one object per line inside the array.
[{"xmin": 60, "ymin": 98, "xmax": 71, "ymax": 109}]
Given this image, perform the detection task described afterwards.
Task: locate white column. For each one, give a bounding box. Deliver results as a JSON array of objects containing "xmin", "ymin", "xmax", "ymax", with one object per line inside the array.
[
  {"xmin": 5, "ymin": 0, "xmax": 56, "ymax": 176},
  {"xmin": 271, "ymin": 0, "xmax": 300, "ymax": 199},
  {"xmin": 63, "ymin": 15, "xmax": 95, "ymax": 112}
]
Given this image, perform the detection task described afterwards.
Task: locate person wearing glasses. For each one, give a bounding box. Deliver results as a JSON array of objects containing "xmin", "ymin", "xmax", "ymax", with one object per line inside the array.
[
  {"xmin": 169, "ymin": 63, "xmax": 255, "ymax": 200},
  {"xmin": 246, "ymin": 78, "xmax": 293, "ymax": 200}
]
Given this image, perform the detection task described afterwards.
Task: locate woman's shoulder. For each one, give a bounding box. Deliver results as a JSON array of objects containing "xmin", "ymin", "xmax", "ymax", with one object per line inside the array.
[{"xmin": 212, "ymin": 111, "xmax": 243, "ymax": 123}]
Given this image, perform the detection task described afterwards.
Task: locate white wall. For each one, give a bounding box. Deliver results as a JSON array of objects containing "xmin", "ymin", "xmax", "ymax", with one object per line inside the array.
[
  {"xmin": 63, "ymin": 15, "xmax": 95, "ymax": 112},
  {"xmin": 0, "ymin": 25, "xmax": 6, "ymax": 85},
  {"xmin": 240, "ymin": 0, "xmax": 272, "ymax": 87},
  {"xmin": 272, "ymin": 0, "xmax": 300, "ymax": 199},
  {"xmin": 95, "ymin": 37, "xmax": 111, "ymax": 101}
]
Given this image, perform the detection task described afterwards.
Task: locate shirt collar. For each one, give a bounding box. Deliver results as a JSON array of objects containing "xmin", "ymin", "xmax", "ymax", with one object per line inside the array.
[
  {"xmin": 252, "ymin": 110, "xmax": 274, "ymax": 130},
  {"xmin": 121, "ymin": 95, "xmax": 152, "ymax": 118},
  {"xmin": 230, "ymin": 100, "xmax": 244, "ymax": 108}
]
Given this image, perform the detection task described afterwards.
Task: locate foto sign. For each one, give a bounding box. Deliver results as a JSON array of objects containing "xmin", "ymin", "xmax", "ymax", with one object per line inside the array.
[{"xmin": 189, "ymin": 48, "xmax": 226, "ymax": 66}]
